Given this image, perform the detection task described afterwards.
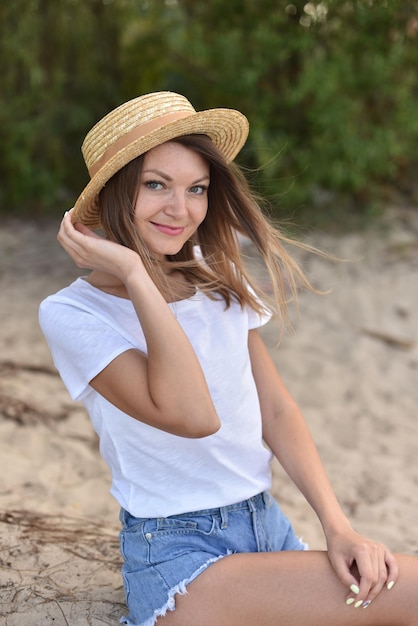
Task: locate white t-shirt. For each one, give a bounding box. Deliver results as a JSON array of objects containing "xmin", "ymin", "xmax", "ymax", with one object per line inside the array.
[{"xmin": 39, "ymin": 277, "xmax": 273, "ymax": 518}]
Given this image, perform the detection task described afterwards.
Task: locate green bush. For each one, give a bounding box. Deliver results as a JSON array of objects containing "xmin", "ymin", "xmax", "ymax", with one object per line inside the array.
[{"xmin": 1, "ymin": 0, "xmax": 418, "ymax": 226}]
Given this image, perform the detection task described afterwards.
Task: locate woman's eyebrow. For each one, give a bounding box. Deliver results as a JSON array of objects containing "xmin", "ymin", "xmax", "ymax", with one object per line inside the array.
[
  {"xmin": 142, "ymin": 169, "xmax": 210, "ymax": 184},
  {"xmin": 142, "ymin": 169, "xmax": 173, "ymax": 181}
]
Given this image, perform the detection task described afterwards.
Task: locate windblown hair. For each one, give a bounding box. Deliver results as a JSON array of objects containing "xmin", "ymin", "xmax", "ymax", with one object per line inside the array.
[{"xmin": 98, "ymin": 134, "xmax": 318, "ymax": 335}]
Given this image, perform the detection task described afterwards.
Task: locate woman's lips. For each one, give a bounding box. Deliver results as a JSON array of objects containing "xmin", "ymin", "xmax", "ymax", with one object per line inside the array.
[{"xmin": 151, "ymin": 222, "xmax": 185, "ymax": 236}]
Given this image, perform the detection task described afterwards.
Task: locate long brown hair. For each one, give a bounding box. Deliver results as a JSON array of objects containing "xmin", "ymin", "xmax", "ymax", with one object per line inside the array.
[{"xmin": 98, "ymin": 134, "xmax": 319, "ymax": 334}]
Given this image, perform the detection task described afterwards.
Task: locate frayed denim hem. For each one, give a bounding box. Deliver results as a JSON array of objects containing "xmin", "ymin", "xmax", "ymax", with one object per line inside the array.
[
  {"xmin": 299, "ymin": 537, "xmax": 309, "ymax": 551},
  {"xmin": 120, "ymin": 551, "xmax": 232, "ymax": 626}
]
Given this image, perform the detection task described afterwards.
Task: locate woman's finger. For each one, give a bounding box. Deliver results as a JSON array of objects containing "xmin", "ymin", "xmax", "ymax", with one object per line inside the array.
[
  {"xmin": 57, "ymin": 209, "xmax": 100, "ymax": 267},
  {"xmin": 384, "ymin": 549, "xmax": 399, "ymax": 593},
  {"xmin": 345, "ymin": 546, "xmax": 399, "ymax": 609}
]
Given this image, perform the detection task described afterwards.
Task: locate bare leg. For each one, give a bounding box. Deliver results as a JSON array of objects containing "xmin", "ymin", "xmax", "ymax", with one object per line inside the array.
[{"xmin": 158, "ymin": 551, "xmax": 418, "ymax": 626}]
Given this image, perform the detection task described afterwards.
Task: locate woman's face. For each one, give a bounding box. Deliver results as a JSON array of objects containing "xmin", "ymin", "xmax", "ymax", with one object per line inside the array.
[{"xmin": 134, "ymin": 141, "xmax": 210, "ymax": 259}]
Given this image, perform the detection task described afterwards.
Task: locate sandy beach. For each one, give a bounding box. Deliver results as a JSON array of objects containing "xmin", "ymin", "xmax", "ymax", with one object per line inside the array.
[{"xmin": 1, "ymin": 208, "xmax": 417, "ymax": 625}]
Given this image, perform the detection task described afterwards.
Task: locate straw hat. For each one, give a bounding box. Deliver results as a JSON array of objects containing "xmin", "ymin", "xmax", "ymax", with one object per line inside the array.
[{"xmin": 72, "ymin": 91, "xmax": 249, "ymax": 229}]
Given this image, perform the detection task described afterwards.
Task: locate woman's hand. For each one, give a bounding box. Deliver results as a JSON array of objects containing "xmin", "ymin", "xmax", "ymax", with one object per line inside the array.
[
  {"xmin": 58, "ymin": 209, "xmax": 139, "ymax": 282},
  {"xmin": 325, "ymin": 524, "xmax": 399, "ymax": 608}
]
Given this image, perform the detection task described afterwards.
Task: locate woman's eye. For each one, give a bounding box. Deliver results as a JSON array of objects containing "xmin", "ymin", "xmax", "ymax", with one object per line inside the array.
[
  {"xmin": 189, "ymin": 185, "xmax": 207, "ymax": 195},
  {"xmin": 145, "ymin": 180, "xmax": 163, "ymax": 190}
]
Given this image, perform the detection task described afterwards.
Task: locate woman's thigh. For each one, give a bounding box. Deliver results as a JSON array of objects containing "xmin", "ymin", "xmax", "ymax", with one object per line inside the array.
[{"xmin": 158, "ymin": 550, "xmax": 418, "ymax": 626}]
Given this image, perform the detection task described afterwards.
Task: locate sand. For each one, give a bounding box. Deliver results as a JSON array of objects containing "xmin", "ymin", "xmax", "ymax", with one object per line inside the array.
[{"xmin": 1, "ymin": 208, "xmax": 417, "ymax": 625}]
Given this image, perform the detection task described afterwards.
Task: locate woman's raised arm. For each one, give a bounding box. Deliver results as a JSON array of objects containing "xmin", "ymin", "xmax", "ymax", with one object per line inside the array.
[{"xmin": 58, "ymin": 212, "xmax": 220, "ymax": 438}]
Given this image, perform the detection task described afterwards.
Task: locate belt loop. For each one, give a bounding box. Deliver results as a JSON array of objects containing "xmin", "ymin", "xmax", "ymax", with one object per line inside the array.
[
  {"xmin": 262, "ymin": 491, "xmax": 270, "ymax": 507},
  {"xmin": 220, "ymin": 506, "xmax": 228, "ymax": 529},
  {"xmin": 247, "ymin": 496, "xmax": 257, "ymax": 513},
  {"xmin": 119, "ymin": 507, "xmax": 128, "ymax": 525}
]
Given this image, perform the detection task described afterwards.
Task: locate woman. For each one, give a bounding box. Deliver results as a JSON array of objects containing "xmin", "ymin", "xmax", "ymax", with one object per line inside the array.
[{"xmin": 39, "ymin": 91, "xmax": 418, "ymax": 626}]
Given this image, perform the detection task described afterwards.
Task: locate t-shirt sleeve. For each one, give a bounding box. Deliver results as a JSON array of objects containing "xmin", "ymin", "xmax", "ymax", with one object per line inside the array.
[
  {"xmin": 247, "ymin": 305, "xmax": 272, "ymax": 330},
  {"xmin": 39, "ymin": 299, "xmax": 135, "ymax": 402},
  {"xmin": 246, "ymin": 287, "xmax": 272, "ymax": 330},
  {"xmin": 194, "ymin": 244, "xmax": 272, "ymax": 330}
]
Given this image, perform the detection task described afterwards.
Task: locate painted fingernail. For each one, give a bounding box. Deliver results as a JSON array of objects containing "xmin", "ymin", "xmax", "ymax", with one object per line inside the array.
[
  {"xmin": 346, "ymin": 598, "xmax": 355, "ymax": 606},
  {"xmin": 354, "ymin": 600, "xmax": 363, "ymax": 608},
  {"xmin": 362, "ymin": 600, "xmax": 371, "ymax": 608},
  {"xmin": 387, "ymin": 581, "xmax": 395, "ymax": 590},
  {"xmin": 350, "ymin": 583, "xmax": 360, "ymax": 595}
]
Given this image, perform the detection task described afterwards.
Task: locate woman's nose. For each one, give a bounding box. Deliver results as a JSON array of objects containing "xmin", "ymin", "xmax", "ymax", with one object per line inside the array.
[{"xmin": 164, "ymin": 190, "xmax": 188, "ymax": 217}]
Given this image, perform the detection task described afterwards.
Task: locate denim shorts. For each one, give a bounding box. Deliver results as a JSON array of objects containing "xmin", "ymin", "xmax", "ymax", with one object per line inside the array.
[{"xmin": 119, "ymin": 491, "xmax": 307, "ymax": 626}]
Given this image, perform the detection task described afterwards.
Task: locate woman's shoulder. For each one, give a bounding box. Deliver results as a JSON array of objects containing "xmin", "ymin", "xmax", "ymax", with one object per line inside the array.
[
  {"xmin": 39, "ymin": 277, "xmax": 128, "ymax": 332},
  {"xmin": 41, "ymin": 277, "xmax": 121, "ymax": 309}
]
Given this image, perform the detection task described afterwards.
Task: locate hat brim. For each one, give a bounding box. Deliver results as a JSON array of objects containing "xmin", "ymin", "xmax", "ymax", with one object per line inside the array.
[{"xmin": 72, "ymin": 108, "xmax": 249, "ymax": 229}]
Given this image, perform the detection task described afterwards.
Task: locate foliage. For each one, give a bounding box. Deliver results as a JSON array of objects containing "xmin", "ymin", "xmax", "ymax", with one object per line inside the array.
[
  {"xmin": 0, "ymin": 0, "xmax": 127, "ymax": 213},
  {"xmin": 1, "ymin": 0, "xmax": 418, "ymax": 225}
]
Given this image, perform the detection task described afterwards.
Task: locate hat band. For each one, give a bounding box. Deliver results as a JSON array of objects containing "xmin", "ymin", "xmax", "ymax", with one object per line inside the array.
[{"xmin": 88, "ymin": 110, "xmax": 194, "ymax": 178}]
